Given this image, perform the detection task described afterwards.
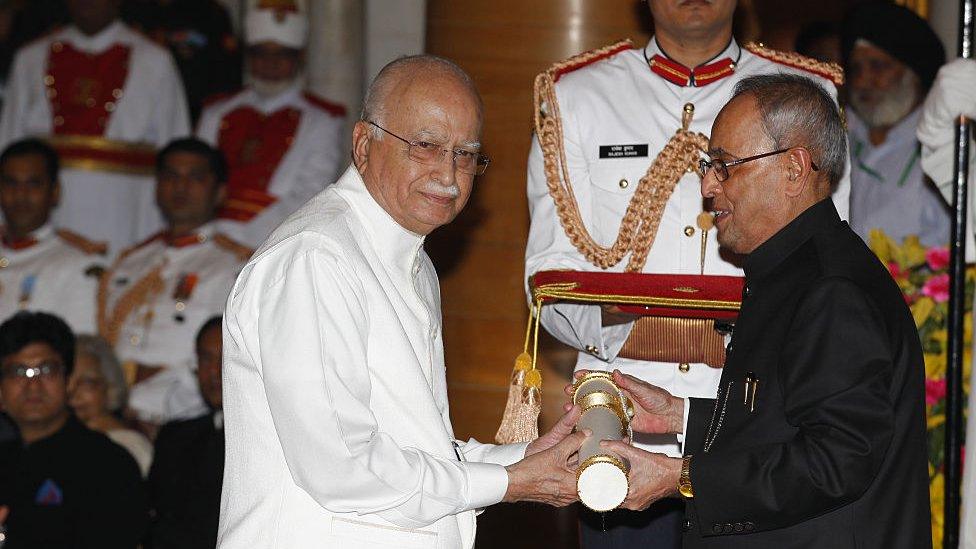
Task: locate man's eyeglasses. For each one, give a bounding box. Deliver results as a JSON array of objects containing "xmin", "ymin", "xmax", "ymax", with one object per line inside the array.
[
  {"xmin": 367, "ymin": 121, "xmax": 490, "ymax": 176},
  {"xmin": 0, "ymin": 362, "xmax": 64, "ymax": 381},
  {"xmin": 699, "ymin": 148, "xmax": 820, "ymax": 183}
]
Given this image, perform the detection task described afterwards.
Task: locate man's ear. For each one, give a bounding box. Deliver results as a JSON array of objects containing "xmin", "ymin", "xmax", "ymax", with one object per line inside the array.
[
  {"xmin": 351, "ymin": 121, "xmax": 372, "ymax": 172},
  {"xmin": 783, "ymin": 147, "xmax": 815, "ymax": 198}
]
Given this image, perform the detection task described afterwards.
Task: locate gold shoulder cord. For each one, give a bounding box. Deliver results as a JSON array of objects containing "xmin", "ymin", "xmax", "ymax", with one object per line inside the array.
[{"xmin": 533, "ymin": 40, "xmax": 710, "ymax": 273}]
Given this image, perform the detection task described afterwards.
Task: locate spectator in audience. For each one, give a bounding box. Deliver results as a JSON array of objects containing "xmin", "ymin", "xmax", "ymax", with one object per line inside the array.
[
  {"xmin": 843, "ymin": 2, "xmax": 950, "ymax": 247},
  {"xmin": 68, "ymin": 334, "xmax": 153, "ymax": 475},
  {"xmin": 148, "ymin": 315, "xmax": 224, "ymax": 549},
  {"xmin": 97, "ymin": 138, "xmax": 247, "ymax": 431},
  {"xmin": 0, "ymin": 311, "xmax": 148, "ymax": 549},
  {"xmin": 197, "ymin": 0, "xmax": 345, "ymax": 248},
  {"xmin": 123, "ymin": 0, "xmax": 241, "ymax": 122},
  {"xmin": 0, "ymin": 0, "xmax": 191, "ymax": 256},
  {"xmin": 1, "ymin": 139, "xmax": 106, "ymax": 333}
]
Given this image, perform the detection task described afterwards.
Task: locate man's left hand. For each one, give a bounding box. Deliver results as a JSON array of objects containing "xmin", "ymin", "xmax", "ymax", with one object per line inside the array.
[
  {"xmin": 525, "ymin": 404, "xmax": 581, "ymax": 456},
  {"xmin": 600, "ymin": 440, "xmax": 682, "ymax": 511}
]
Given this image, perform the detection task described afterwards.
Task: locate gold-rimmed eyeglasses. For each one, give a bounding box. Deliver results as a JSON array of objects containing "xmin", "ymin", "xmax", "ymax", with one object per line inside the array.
[
  {"xmin": 699, "ymin": 148, "xmax": 819, "ymax": 182},
  {"xmin": 367, "ymin": 120, "xmax": 490, "ymax": 176}
]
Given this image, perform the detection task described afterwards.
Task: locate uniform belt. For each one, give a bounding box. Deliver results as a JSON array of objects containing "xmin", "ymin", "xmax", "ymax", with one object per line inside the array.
[
  {"xmin": 47, "ymin": 135, "xmax": 156, "ymax": 176},
  {"xmin": 618, "ymin": 316, "xmax": 726, "ymax": 367}
]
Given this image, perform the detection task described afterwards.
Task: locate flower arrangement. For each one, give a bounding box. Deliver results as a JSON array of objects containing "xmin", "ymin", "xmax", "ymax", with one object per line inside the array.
[{"xmin": 869, "ymin": 229, "xmax": 975, "ymax": 548}]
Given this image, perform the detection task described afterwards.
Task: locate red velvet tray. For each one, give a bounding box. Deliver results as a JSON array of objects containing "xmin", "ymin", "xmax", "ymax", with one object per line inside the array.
[{"xmin": 529, "ymin": 270, "xmax": 745, "ymax": 320}]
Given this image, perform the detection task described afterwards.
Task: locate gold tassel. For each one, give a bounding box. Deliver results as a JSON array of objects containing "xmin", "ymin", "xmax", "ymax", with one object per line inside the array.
[{"xmin": 495, "ymin": 300, "xmax": 543, "ymax": 443}]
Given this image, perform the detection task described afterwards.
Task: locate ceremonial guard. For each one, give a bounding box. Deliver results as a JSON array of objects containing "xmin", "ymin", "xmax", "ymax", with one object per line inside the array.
[
  {"xmin": 0, "ymin": 138, "xmax": 105, "ymax": 333},
  {"xmin": 524, "ymin": 1, "xmax": 849, "ymax": 545},
  {"xmin": 98, "ymin": 139, "xmax": 247, "ymax": 425},
  {"xmin": 0, "ymin": 0, "xmax": 191, "ymax": 256},
  {"xmin": 196, "ymin": 0, "xmax": 345, "ymax": 248}
]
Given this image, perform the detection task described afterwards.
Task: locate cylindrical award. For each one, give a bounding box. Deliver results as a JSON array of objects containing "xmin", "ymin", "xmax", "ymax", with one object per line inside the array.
[{"xmin": 573, "ymin": 371, "xmax": 632, "ymax": 512}]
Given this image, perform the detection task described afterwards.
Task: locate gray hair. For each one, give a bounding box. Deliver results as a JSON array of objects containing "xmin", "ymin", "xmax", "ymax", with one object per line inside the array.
[
  {"xmin": 360, "ymin": 54, "xmax": 482, "ymax": 138},
  {"xmin": 75, "ymin": 335, "xmax": 127, "ymax": 413},
  {"xmin": 731, "ymin": 73, "xmax": 847, "ymax": 187}
]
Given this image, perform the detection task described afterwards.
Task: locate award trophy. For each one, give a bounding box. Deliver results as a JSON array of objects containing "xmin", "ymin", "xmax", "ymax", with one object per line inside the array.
[{"xmin": 572, "ymin": 371, "xmax": 634, "ymax": 512}]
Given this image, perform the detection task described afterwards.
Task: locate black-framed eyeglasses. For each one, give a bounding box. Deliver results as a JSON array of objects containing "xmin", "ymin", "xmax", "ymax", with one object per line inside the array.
[
  {"xmin": 699, "ymin": 148, "xmax": 819, "ymax": 182},
  {"xmin": 0, "ymin": 361, "xmax": 64, "ymax": 381},
  {"xmin": 367, "ymin": 121, "xmax": 490, "ymax": 176}
]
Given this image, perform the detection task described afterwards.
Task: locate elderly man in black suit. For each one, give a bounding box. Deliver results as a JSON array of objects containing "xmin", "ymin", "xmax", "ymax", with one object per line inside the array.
[{"xmin": 581, "ymin": 73, "xmax": 931, "ymax": 548}]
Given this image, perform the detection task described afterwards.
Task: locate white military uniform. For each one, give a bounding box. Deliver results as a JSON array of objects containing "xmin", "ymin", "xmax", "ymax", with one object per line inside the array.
[
  {"xmin": 100, "ymin": 222, "xmax": 245, "ymax": 423},
  {"xmin": 526, "ymin": 38, "xmax": 851, "ymax": 457},
  {"xmin": 196, "ymin": 84, "xmax": 346, "ymax": 248},
  {"xmin": 0, "ymin": 21, "xmax": 191, "ymax": 255},
  {"xmin": 849, "ymin": 107, "xmax": 949, "ymax": 247},
  {"xmin": 219, "ymin": 166, "xmax": 526, "ymax": 549},
  {"xmin": 0, "ymin": 224, "xmax": 104, "ymax": 333}
]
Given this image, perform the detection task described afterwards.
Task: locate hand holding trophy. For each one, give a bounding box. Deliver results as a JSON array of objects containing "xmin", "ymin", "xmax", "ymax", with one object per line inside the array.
[{"xmin": 572, "ymin": 371, "xmax": 634, "ymax": 512}]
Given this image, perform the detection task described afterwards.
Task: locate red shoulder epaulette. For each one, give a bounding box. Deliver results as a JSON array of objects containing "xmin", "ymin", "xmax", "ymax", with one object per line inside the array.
[
  {"xmin": 213, "ymin": 233, "xmax": 254, "ymax": 262},
  {"xmin": 201, "ymin": 89, "xmax": 242, "ymax": 109},
  {"xmin": 744, "ymin": 43, "xmax": 844, "ymax": 87},
  {"xmin": 303, "ymin": 92, "xmax": 346, "ymax": 117},
  {"xmin": 553, "ymin": 39, "xmax": 634, "ymax": 82},
  {"xmin": 56, "ymin": 229, "xmax": 108, "ymax": 256}
]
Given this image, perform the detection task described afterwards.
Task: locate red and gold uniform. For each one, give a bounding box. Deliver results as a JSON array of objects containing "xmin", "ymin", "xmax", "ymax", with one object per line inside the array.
[{"xmin": 0, "ymin": 21, "xmax": 191, "ymax": 255}]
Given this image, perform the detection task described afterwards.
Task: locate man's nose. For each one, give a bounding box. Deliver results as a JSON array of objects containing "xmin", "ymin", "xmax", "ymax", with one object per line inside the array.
[
  {"xmin": 430, "ymin": 150, "xmax": 458, "ymax": 184},
  {"xmin": 700, "ymin": 170, "xmax": 721, "ymax": 198}
]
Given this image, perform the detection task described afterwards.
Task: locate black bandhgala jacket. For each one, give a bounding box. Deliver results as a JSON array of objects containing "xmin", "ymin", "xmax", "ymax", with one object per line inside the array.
[{"xmin": 682, "ymin": 198, "xmax": 931, "ymax": 548}]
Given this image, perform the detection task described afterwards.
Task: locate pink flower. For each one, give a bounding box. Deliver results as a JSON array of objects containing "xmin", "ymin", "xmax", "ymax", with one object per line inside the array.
[
  {"xmin": 922, "ymin": 273, "xmax": 951, "ymax": 303},
  {"xmin": 888, "ymin": 261, "xmax": 904, "ymax": 279},
  {"xmin": 926, "ymin": 377, "xmax": 947, "ymax": 406},
  {"xmin": 926, "ymin": 247, "xmax": 951, "ymax": 271}
]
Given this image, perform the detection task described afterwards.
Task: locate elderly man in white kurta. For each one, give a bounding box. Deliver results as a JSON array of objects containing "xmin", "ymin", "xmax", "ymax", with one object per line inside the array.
[
  {"xmin": 219, "ymin": 56, "xmax": 585, "ymax": 549},
  {"xmin": 196, "ymin": 3, "xmax": 345, "ymax": 248},
  {"xmin": 0, "ymin": 1, "xmax": 190, "ymax": 255}
]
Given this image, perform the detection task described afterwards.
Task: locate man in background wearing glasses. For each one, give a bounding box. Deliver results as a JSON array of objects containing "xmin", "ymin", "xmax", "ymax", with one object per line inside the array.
[
  {"xmin": 0, "ymin": 311, "xmax": 148, "ymax": 549},
  {"xmin": 597, "ymin": 74, "xmax": 930, "ymax": 548},
  {"xmin": 218, "ymin": 55, "xmax": 587, "ymax": 549}
]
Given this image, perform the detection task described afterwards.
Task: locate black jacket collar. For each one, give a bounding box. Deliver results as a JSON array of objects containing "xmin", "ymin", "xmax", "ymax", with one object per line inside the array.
[{"xmin": 743, "ymin": 198, "xmax": 841, "ymax": 284}]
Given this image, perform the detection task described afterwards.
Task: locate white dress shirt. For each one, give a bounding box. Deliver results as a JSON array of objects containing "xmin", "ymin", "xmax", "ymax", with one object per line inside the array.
[
  {"xmin": 0, "ymin": 21, "xmax": 191, "ymax": 255},
  {"xmin": 196, "ymin": 85, "xmax": 346, "ymax": 248},
  {"xmin": 525, "ymin": 38, "xmax": 851, "ymax": 457},
  {"xmin": 102, "ymin": 222, "xmax": 244, "ymax": 422},
  {"xmin": 849, "ymin": 107, "xmax": 949, "ymax": 247},
  {"xmin": 0, "ymin": 224, "xmax": 103, "ymax": 333},
  {"xmin": 219, "ymin": 166, "xmax": 526, "ymax": 549}
]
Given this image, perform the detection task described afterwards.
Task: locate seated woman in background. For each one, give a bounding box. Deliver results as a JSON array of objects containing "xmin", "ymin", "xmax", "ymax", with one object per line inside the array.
[{"xmin": 69, "ymin": 335, "xmax": 154, "ymax": 476}]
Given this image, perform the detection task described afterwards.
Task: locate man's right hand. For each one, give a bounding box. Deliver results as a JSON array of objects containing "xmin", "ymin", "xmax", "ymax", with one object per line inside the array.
[
  {"xmin": 503, "ymin": 429, "xmax": 588, "ymax": 506},
  {"xmin": 612, "ymin": 370, "xmax": 684, "ymax": 435}
]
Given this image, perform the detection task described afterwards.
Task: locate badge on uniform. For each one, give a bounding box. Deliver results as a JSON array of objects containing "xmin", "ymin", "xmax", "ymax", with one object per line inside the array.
[
  {"xmin": 172, "ymin": 272, "xmax": 199, "ymax": 322},
  {"xmin": 598, "ymin": 144, "xmax": 649, "ymax": 159},
  {"xmin": 35, "ymin": 478, "xmax": 63, "ymax": 506},
  {"xmin": 19, "ymin": 274, "xmax": 37, "ymax": 308}
]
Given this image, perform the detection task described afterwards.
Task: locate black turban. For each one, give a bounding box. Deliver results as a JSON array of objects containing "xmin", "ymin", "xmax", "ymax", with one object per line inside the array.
[{"xmin": 842, "ymin": 1, "xmax": 945, "ymax": 90}]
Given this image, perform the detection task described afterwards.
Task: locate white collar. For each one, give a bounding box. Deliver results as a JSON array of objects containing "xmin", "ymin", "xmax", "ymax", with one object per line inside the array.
[
  {"xmin": 332, "ymin": 166, "xmax": 426, "ymax": 272},
  {"xmin": 61, "ymin": 20, "xmax": 127, "ymax": 54}
]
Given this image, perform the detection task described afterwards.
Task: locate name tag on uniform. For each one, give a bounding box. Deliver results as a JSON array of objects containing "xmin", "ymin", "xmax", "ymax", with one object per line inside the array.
[{"xmin": 599, "ymin": 144, "xmax": 649, "ymax": 158}]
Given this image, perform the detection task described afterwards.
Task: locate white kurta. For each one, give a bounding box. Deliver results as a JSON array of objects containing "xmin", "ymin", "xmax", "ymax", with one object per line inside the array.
[
  {"xmin": 196, "ymin": 85, "xmax": 346, "ymax": 248},
  {"xmin": 525, "ymin": 38, "xmax": 851, "ymax": 457},
  {"xmin": 219, "ymin": 166, "xmax": 525, "ymax": 549},
  {"xmin": 0, "ymin": 224, "xmax": 103, "ymax": 333},
  {"xmin": 102, "ymin": 222, "xmax": 244, "ymax": 422},
  {"xmin": 0, "ymin": 21, "xmax": 191, "ymax": 256},
  {"xmin": 849, "ymin": 108, "xmax": 950, "ymax": 247}
]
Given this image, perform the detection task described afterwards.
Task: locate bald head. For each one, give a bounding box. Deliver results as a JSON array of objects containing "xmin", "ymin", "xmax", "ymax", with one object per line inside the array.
[
  {"xmin": 361, "ymin": 55, "xmax": 483, "ymax": 135},
  {"xmin": 352, "ymin": 55, "xmax": 484, "ymax": 236}
]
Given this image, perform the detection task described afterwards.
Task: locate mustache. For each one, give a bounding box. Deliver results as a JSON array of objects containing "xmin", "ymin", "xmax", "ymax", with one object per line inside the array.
[{"xmin": 420, "ymin": 180, "xmax": 460, "ymax": 198}]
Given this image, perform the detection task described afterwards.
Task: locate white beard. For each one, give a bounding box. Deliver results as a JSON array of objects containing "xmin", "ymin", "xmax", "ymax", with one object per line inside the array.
[
  {"xmin": 251, "ymin": 77, "xmax": 298, "ymax": 99},
  {"xmin": 849, "ymin": 69, "xmax": 920, "ymax": 129}
]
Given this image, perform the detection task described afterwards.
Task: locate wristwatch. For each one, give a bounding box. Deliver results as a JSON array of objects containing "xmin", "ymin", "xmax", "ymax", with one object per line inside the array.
[{"xmin": 678, "ymin": 455, "xmax": 694, "ymax": 498}]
